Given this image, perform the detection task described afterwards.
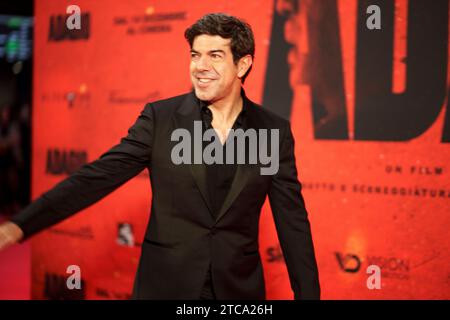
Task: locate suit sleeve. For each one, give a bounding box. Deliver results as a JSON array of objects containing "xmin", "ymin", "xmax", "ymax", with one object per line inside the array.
[
  {"xmin": 268, "ymin": 121, "xmax": 320, "ymax": 300},
  {"xmin": 9, "ymin": 103, "xmax": 155, "ymax": 241}
]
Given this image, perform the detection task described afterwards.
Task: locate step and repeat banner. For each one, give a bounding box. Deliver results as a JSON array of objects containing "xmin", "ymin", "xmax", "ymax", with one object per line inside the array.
[{"xmin": 31, "ymin": 0, "xmax": 449, "ymax": 299}]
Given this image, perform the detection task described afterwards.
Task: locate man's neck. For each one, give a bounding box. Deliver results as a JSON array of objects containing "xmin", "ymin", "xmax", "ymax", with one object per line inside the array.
[{"xmin": 207, "ymin": 86, "xmax": 243, "ymax": 127}]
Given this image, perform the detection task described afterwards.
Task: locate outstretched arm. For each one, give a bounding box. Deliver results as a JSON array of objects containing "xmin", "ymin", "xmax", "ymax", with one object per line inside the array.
[{"xmin": 0, "ymin": 103, "xmax": 155, "ymax": 247}]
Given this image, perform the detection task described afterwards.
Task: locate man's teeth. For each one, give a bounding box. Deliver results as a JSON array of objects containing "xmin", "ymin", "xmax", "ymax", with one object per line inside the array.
[{"xmin": 199, "ymin": 78, "xmax": 212, "ymax": 83}]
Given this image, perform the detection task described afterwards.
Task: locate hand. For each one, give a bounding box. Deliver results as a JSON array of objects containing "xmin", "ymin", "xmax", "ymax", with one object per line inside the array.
[{"xmin": 0, "ymin": 222, "xmax": 24, "ymax": 251}]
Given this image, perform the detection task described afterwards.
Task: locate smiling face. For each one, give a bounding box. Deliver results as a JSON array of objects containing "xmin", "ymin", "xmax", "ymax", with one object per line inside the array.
[{"xmin": 190, "ymin": 34, "xmax": 251, "ymax": 103}]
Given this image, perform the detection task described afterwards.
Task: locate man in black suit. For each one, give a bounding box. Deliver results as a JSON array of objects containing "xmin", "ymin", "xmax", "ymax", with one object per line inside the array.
[{"xmin": 0, "ymin": 13, "xmax": 320, "ymax": 300}]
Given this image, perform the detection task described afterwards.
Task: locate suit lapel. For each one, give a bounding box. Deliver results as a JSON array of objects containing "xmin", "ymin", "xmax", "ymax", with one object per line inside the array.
[
  {"xmin": 174, "ymin": 92, "xmax": 214, "ymax": 216},
  {"xmin": 215, "ymin": 93, "xmax": 260, "ymax": 222},
  {"xmin": 215, "ymin": 163, "xmax": 253, "ymax": 222}
]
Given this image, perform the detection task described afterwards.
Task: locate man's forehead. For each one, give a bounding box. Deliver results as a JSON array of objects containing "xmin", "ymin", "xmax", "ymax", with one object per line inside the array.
[{"xmin": 192, "ymin": 34, "xmax": 231, "ymax": 50}]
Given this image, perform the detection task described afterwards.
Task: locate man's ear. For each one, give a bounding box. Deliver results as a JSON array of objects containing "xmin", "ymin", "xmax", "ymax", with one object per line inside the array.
[{"xmin": 237, "ymin": 55, "xmax": 253, "ymax": 79}]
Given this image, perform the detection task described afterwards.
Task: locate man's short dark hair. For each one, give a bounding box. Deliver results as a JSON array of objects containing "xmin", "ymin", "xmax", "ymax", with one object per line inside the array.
[{"xmin": 184, "ymin": 13, "xmax": 255, "ymax": 84}]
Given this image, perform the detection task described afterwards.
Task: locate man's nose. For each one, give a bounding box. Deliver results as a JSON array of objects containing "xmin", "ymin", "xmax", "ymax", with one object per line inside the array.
[{"xmin": 196, "ymin": 56, "xmax": 211, "ymax": 71}]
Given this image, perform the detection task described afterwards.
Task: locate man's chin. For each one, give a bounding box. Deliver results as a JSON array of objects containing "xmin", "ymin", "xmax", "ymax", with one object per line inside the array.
[{"xmin": 194, "ymin": 87, "xmax": 214, "ymax": 101}]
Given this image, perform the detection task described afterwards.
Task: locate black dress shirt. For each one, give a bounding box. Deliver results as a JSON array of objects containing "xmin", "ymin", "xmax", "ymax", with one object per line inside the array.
[
  {"xmin": 199, "ymin": 99, "xmax": 247, "ymax": 219},
  {"xmin": 198, "ymin": 95, "xmax": 248, "ymax": 299}
]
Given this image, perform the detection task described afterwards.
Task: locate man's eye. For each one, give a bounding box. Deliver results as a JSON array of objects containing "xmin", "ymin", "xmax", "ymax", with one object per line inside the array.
[
  {"xmin": 191, "ymin": 53, "xmax": 199, "ymax": 59},
  {"xmin": 211, "ymin": 54, "xmax": 222, "ymax": 60}
]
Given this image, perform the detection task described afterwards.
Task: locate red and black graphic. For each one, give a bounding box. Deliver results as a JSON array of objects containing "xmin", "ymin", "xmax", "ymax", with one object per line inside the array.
[{"xmin": 30, "ymin": 0, "xmax": 449, "ymax": 299}]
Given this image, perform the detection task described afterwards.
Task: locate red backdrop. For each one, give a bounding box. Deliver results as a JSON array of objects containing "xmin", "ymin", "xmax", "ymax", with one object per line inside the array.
[{"xmin": 31, "ymin": 0, "xmax": 450, "ymax": 299}]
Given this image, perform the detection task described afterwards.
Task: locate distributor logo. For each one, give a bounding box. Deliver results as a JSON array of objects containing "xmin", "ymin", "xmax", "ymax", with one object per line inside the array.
[
  {"xmin": 335, "ymin": 251, "xmax": 410, "ymax": 280},
  {"xmin": 335, "ymin": 252, "xmax": 361, "ymax": 273}
]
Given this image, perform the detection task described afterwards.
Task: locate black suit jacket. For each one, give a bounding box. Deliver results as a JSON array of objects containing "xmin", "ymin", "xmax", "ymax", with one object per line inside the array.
[{"xmin": 10, "ymin": 90, "xmax": 320, "ymax": 300}]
